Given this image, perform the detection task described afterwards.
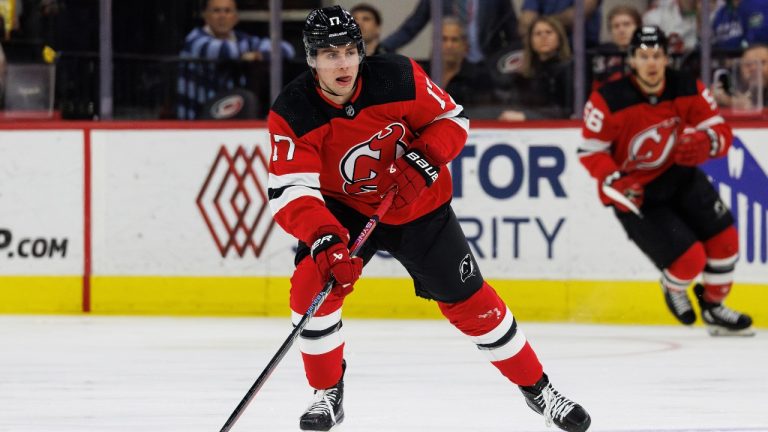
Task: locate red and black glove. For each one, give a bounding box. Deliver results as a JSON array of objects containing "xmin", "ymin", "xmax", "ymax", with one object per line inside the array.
[
  {"xmin": 674, "ymin": 129, "xmax": 718, "ymax": 166},
  {"xmin": 310, "ymin": 227, "xmax": 363, "ymax": 296},
  {"xmin": 377, "ymin": 149, "xmax": 440, "ymax": 210},
  {"xmin": 600, "ymin": 171, "xmax": 644, "ymax": 214}
]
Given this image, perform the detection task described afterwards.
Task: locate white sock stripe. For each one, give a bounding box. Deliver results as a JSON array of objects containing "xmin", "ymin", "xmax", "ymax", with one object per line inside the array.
[
  {"xmin": 707, "ymin": 254, "xmax": 739, "ymax": 268},
  {"xmin": 291, "ymin": 309, "xmax": 342, "ymax": 331},
  {"xmin": 469, "ymin": 307, "xmax": 514, "ymax": 345},
  {"xmin": 702, "ymin": 271, "xmax": 734, "ymax": 285},
  {"xmin": 661, "ymin": 271, "xmax": 692, "ymax": 290},
  {"xmin": 477, "ymin": 328, "xmax": 528, "ymax": 362},
  {"xmin": 299, "ymin": 327, "xmax": 345, "ymax": 355}
]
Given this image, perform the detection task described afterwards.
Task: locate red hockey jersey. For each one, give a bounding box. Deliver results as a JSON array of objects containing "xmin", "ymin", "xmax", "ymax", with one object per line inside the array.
[
  {"xmin": 268, "ymin": 54, "xmax": 469, "ymax": 245},
  {"xmin": 579, "ymin": 68, "xmax": 733, "ymax": 203}
]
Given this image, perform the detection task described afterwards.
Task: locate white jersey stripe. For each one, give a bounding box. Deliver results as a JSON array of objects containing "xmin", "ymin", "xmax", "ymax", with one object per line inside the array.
[
  {"xmin": 696, "ymin": 115, "xmax": 725, "ymax": 130},
  {"xmin": 269, "ymin": 172, "xmax": 320, "ymax": 189},
  {"xmin": 579, "ymin": 138, "xmax": 612, "ymax": 153},
  {"xmin": 269, "ymin": 172, "xmax": 324, "ymax": 215}
]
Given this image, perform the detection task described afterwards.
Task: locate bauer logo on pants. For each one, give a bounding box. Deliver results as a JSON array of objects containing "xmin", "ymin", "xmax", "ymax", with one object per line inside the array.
[{"xmin": 197, "ymin": 145, "xmax": 276, "ymax": 258}]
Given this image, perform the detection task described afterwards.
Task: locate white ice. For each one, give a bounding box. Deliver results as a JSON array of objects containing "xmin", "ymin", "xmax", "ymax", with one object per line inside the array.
[{"xmin": 0, "ymin": 315, "xmax": 766, "ymax": 432}]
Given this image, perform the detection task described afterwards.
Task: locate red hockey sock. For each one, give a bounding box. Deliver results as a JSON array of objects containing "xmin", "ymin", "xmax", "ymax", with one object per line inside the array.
[
  {"xmin": 662, "ymin": 242, "xmax": 706, "ymax": 291},
  {"xmin": 438, "ymin": 282, "xmax": 543, "ymax": 386},
  {"xmin": 301, "ymin": 345, "xmax": 345, "ymax": 390},
  {"xmin": 702, "ymin": 226, "xmax": 739, "ymax": 303}
]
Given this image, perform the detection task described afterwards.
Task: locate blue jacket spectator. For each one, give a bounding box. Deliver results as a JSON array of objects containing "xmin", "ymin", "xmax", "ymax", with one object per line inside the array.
[
  {"xmin": 177, "ymin": 0, "xmax": 295, "ymax": 120},
  {"xmin": 379, "ymin": 0, "xmax": 519, "ymax": 63},
  {"xmin": 519, "ymin": 0, "xmax": 601, "ymax": 48},
  {"xmin": 712, "ymin": 0, "xmax": 768, "ymax": 50}
]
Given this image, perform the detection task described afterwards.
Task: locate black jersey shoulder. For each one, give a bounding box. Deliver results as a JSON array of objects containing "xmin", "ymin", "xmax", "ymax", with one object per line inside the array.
[
  {"xmin": 356, "ymin": 54, "xmax": 417, "ymax": 107},
  {"xmin": 597, "ymin": 68, "xmax": 699, "ymax": 113},
  {"xmin": 270, "ymin": 55, "xmax": 417, "ymax": 138}
]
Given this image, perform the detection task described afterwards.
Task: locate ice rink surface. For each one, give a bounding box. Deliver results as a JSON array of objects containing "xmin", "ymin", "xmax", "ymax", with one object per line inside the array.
[{"xmin": 0, "ymin": 315, "xmax": 766, "ymax": 432}]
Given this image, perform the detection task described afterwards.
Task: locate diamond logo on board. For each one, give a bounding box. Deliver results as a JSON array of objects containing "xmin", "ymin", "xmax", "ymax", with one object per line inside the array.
[{"xmin": 197, "ymin": 145, "xmax": 275, "ymax": 258}]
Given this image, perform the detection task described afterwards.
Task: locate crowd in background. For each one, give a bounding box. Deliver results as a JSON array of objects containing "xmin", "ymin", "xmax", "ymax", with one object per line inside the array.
[{"xmin": 0, "ymin": 0, "xmax": 767, "ymax": 120}]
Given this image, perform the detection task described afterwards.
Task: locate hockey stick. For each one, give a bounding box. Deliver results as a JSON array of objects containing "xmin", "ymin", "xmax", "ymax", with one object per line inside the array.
[
  {"xmin": 601, "ymin": 184, "xmax": 643, "ymax": 218},
  {"xmin": 218, "ymin": 190, "xmax": 395, "ymax": 432}
]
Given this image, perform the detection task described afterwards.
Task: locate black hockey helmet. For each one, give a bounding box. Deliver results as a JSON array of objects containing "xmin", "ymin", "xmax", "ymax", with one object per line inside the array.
[
  {"xmin": 303, "ymin": 5, "xmax": 365, "ymax": 65},
  {"xmin": 629, "ymin": 26, "xmax": 668, "ymax": 56}
]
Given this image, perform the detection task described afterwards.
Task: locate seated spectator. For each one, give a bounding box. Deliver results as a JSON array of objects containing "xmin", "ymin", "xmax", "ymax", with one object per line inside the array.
[
  {"xmin": 712, "ymin": 0, "xmax": 768, "ymax": 51},
  {"xmin": 177, "ymin": 0, "xmax": 295, "ymax": 120},
  {"xmin": 592, "ymin": 4, "xmax": 641, "ymax": 88},
  {"xmin": 379, "ymin": 0, "xmax": 519, "ymax": 63},
  {"xmin": 711, "ymin": 44, "xmax": 768, "ymax": 110},
  {"xmin": 499, "ymin": 16, "xmax": 573, "ymax": 121},
  {"xmin": 519, "ymin": 0, "xmax": 601, "ymax": 48},
  {"xmin": 436, "ymin": 17, "xmax": 496, "ymax": 107},
  {"xmin": 350, "ymin": 3, "xmax": 383, "ymax": 56},
  {"xmin": 643, "ymin": 0, "xmax": 698, "ymax": 53}
]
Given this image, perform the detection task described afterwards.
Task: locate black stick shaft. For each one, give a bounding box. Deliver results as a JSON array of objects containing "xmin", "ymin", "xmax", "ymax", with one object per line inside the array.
[{"xmin": 219, "ymin": 191, "xmax": 395, "ymax": 432}]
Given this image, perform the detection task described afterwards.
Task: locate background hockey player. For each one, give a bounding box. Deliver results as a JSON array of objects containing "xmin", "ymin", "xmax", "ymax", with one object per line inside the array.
[
  {"xmin": 267, "ymin": 5, "xmax": 591, "ymax": 432},
  {"xmin": 578, "ymin": 26, "xmax": 753, "ymax": 336}
]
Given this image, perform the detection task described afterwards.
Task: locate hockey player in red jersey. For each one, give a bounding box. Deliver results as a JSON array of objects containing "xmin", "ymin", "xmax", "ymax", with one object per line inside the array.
[
  {"xmin": 579, "ymin": 26, "xmax": 754, "ymax": 337},
  {"xmin": 268, "ymin": 6, "xmax": 590, "ymax": 432}
]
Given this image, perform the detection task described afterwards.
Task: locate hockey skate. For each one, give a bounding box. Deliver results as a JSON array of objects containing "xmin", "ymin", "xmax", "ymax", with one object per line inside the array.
[
  {"xmin": 661, "ymin": 281, "xmax": 696, "ymax": 325},
  {"xmin": 299, "ymin": 362, "xmax": 345, "ymax": 431},
  {"xmin": 519, "ymin": 373, "xmax": 591, "ymax": 432},
  {"xmin": 694, "ymin": 284, "xmax": 755, "ymax": 337}
]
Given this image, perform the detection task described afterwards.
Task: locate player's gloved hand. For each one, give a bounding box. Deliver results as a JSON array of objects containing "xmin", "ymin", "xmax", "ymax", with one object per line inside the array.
[
  {"xmin": 376, "ymin": 149, "xmax": 440, "ymax": 210},
  {"xmin": 600, "ymin": 171, "xmax": 644, "ymax": 214},
  {"xmin": 310, "ymin": 227, "xmax": 363, "ymax": 297},
  {"xmin": 674, "ymin": 129, "xmax": 716, "ymax": 166}
]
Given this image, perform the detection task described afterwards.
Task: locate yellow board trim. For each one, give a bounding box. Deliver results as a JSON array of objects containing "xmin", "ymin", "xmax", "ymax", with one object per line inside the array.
[
  {"xmin": 0, "ymin": 276, "xmax": 82, "ymax": 313},
  {"xmin": 1, "ymin": 276, "xmax": 765, "ymax": 328}
]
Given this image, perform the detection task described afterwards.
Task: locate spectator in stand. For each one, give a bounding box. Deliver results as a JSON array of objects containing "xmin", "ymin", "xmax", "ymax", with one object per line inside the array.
[
  {"xmin": 592, "ymin": 4, "xmax": 642, "ymax": 89},
  {"xmin": 379, "ymin": 0, "xmax": 519, "ymax": 63},
  {"xmin": 712, "ymin": 0, "xmax": 768, "ymax": 50},
  {"xmin": 712, "ymin": 44, "xmax": 768, "ymax": 110},
  {"xmin": 519, "ymin": 0, "xmax": 601, "ymax": 48},
  {"xmin": 436, "ymin": 16, "xmax": 496, "ymax": 107},
  {"xmin": 177, "ymin": 0, "xmax": 295, "ymax": 120},
  {"xmin": 643, "ymin": 0, "xmax": 698, "ymax": 53},
  {"xmin": 498, "ymin": 16, "xmax": 573, "ymax": 121},
  {"xmin": 350, "ymin": 3, "xmax": 383, "ymax": 56}
]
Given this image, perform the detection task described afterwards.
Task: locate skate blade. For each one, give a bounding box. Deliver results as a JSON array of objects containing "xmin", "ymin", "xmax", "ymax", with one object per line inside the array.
[{"xmin": 706, "ymin": 325, "xmax": 756, "ymax": 337}]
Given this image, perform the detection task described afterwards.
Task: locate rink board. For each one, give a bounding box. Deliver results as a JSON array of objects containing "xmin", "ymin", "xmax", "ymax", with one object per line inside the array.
[{"xmin": 1, "ymin": 121, "xmax": 767, "ymax": 325}]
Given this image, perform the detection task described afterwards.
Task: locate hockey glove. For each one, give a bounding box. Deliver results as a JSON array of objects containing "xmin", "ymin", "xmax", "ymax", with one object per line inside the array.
[
  {"xmin": 600, "ymin": 171, "xmax": 644, "ymax": 215},
  {"xmin": 310, "ymin": 228, "xmax": 363, "ymax": 297},
  {"xmin": 376, "ymin": 149, "xmax": 440, "ymax": 210},
  {"xmin": 674, "ymin": 129, "xmax": 718, "ymax": 166}
]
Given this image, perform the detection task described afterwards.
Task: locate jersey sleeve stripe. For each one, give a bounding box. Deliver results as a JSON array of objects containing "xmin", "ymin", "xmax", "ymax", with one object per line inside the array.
[
  {"xmin": 578, "ymin": 138, "xmax": 612, "ymax": 154},
  {"xmin": 696, "ymin": 115, "xmax": 725, "ymax": 130},
  {"xmin": 268, "ymin": 172, "xmax": 324, "ymax": 214},
  {"xmin": 433, "ymin": 103, "xmax": 470, "ymax": 133}
]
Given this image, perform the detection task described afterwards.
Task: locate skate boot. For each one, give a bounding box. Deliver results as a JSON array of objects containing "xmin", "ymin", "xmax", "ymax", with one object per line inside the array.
[
  {"xmin": 519, "ymin": 373, "xmax": 591, "ymax": 432},
  {"xmin": 694, "ymin": 284, "xmax": 755, "ymax": 337},
  {"xmin": 299, "ymin": 361, "xmax": 345, "ymax": 431},
  {"xmin": 661, "ymin": 281, "xmax": 696, "ymax": 325}
]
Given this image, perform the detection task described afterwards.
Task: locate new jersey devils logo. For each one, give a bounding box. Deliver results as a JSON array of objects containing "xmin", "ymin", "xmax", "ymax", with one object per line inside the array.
[
  {"xmin": 625, "ymin": 117, "xmax": 680, "ymax": 170},
  {"xmin": 340, "ymin": 123, "xmax": 408, "ymax": 194}
]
